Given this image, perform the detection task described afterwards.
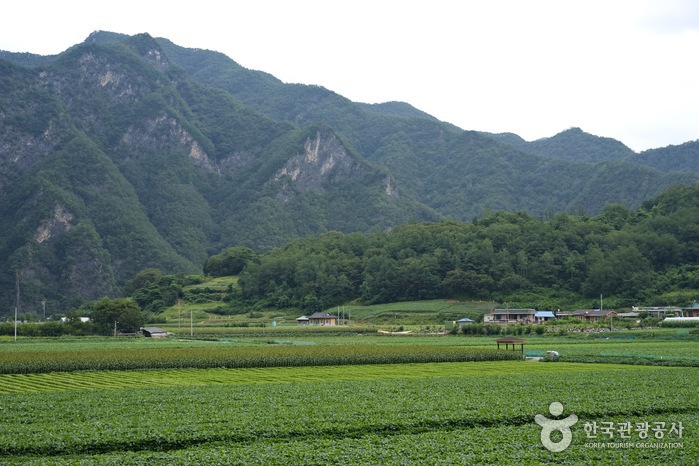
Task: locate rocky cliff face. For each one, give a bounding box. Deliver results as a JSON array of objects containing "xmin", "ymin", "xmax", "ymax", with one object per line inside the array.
[
  {"xmin": 118, "ymin": 112, "xmax": 218, "ymax": 173},
  {"xmin": 274, "ymin": 130, "xmax": 371, "ymax": 202},
  {"xmin": 0, "ymin": 33, "xmax": 425, "ymax": 314}
]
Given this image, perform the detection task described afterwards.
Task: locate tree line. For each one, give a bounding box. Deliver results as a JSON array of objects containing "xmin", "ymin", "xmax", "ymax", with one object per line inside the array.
[
  {"xmin": 7, "ymin": 182, "xmax": 697, "ymax": 336},
  {"xmin": 225, "ymin": 184, "xmax": 699, "ymax": 313}
]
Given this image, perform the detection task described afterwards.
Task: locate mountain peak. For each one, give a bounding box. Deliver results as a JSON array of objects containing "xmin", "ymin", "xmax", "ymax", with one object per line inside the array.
[
  {"xmin": 520, "ymin": 127, "xmax": 636, "ymax": 163},
  {"xmin": 557, "ymin": 126, "xmax": 584, "ymax": 135},
  {"xmin": 84, "ymin": 30, "xmax": 130, "ymax": 46}
]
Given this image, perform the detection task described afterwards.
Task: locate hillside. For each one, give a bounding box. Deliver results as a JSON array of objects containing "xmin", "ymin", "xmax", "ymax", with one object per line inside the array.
[
  {"xmin": 490, "ymin": 127, "xmax": 636, "ymax": 163},
  {"xmin": 633, "ymin": 140, "xmax": 699, "ymax": 173},
  {"xmin": 0, "ymin": 31, "xmax": 697, "ymax": 314},
  {"xmin": 156, "ymin": 275, "xmax": 493, "ymax": 328}
]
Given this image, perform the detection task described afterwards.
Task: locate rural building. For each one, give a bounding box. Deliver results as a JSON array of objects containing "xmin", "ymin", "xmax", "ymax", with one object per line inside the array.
[
  {"xmin": 534, "ymin": 311, "xmax": 556, "ymax": 323},
  {"xmin": 456, "ymin": 317, "xmax": 474, "ymax": 329},
  {"xmin": 296, "ymin": 316, "xmax": 310, "ymax": 326},
  {"xmin": 491, "ymin": 309, "xmax": 536, "ymax": 324},
  {"xmin": 682, "ymin": 301, "xmax": 699, "ymax": 318},
  {"xmin": 306, "ymin": 312, "xmax": 339, "ymax": 326},
  {"xmin": 571, "ymin": 309, "xmax": 617, "ymax": 322},
  {"xmin": 140, "ymin": 327, "xmax": 168, "ymax": 338},
  {"xmin": 632, "ymin": 306, "xmax": 682, "ymax": 319}
]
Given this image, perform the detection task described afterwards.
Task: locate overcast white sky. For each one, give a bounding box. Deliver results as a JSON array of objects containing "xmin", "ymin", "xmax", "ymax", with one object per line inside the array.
[{"xmin": 2, "ymin": 0, "xmax": 698, "ymax": 151}]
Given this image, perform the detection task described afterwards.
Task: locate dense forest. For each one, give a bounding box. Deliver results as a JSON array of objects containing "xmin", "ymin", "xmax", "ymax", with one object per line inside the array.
[
  {"xmin": 148, "ymin": 183, "xmax": 698, "ymax": 316},
  {"xmin": 8, "ymin": 182, "xmax": 699, "ymax": 335},
  {"xmin": 1, "ymin": 31, "xmax": 698, "ymax": 317}
]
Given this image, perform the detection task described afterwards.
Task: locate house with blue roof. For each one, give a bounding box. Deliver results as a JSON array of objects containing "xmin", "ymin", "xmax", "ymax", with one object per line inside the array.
[
  {"xmin": 534, "ymin": 311, "xmax": 556, "ymax": 323},
  {"xmin": 456, "ymin": 317, "xmax": 474, "ymax": 329}
]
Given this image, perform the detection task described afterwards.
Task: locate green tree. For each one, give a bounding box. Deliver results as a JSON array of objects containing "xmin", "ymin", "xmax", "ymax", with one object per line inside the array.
[
  {"xmin": 90, "ymin": 298, "xmax": 144, "ymax": 333},
  {"xmin": 203, "ymin": 247, "xmax": 257, "ymax": 277},
  {"xmin": 124, "ymin": 268, "xmax": 164, "ymax": 295},
  {"xmin": 443, "ymin": 269, "xmax": 495, "ymax": 297}
]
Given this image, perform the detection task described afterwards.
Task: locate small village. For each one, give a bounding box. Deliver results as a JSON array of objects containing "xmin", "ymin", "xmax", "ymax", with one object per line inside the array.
[{"xmin": 293, "ymin": 302, "xmax": 699, "ymax": 328}]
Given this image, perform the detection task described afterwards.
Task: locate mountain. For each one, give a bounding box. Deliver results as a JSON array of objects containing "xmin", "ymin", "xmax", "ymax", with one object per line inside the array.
[
  {"xmin": 0, "ymin": 31, "xmax": 697, "ymax": 314},
  {"xmin": 487, "ymin": 127, "xmax": 636, "ymax": 163},
  {"xmin": 487, "ymin": 127, "xmax": 699, "ymax": 174},
  {"xmin": 633, "ymin": 140, "xmax": 699, "ymax": 173}
]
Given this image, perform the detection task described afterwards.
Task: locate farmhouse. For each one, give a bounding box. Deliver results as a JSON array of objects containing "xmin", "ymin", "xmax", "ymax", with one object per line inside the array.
[
  {"xmin": 455, "ymin": 317, "xmax": 474, "ymax": 329},
  {"xmin": 296, "ymin": 316, "xmax": 310, "ymax": 326},
  {"xmin": 140, "ymin": 327, "xmax": 168, "ymax": 338},
  {"xmin": 682, "ymin": 301, "xmax": 699, "ymax": 318},
  {"xmin": 632, "ymin": 306, "xmax": 682, "ymax": 319},
  {"xmin": 491, "ymin": 308, "xmax": 536, "ymax": 324},
  {"xmin": 305, "ymin": 312, "xmax": 339, "ymax": 326},
  {"xmin": 571, "ymin": 309, "xmax": 617, "ymax": 322},
  {"xmin": 534, "ymin": 311, "xmax": 556, "ymax": 323}
]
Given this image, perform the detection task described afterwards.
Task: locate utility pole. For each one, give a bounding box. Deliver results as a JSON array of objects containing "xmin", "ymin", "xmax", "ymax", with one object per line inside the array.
[{"xmin": 14, "ymin": 271, "xmax": 20, "ymax": 342}]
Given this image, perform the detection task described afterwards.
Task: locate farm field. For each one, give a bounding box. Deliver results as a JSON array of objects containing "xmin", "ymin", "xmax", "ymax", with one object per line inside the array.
[
  {"xmin": 0, "ymin": 329, "xmax": 699, "ymax": 373},
  {"xmin": 155, "ymin": 296, "xmax": 496, "ymax": 327},
  {"xmin": 0, "ymin": 330, "xmax": 697, "ymax": 464},
  {"xmin": 0, "ymin": 363, "xmax": 695, "ymax": 464}
]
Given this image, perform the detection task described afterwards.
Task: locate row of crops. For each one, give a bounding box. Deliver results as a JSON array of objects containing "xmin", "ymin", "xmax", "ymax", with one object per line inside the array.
[
  {"xmin": 0, "ymin": 360, "xmax": 658, "ymax": 395},
  {"xmin": 0, "ymin": 363, "xmax": 696, "ymax": 464},
  {"xmin": 551, "ymin": 341, "xmax": 699, "ymax": 366},
  {"xmin": 0, "ymin": 344, "xmax": 522, "ymax": 374}
]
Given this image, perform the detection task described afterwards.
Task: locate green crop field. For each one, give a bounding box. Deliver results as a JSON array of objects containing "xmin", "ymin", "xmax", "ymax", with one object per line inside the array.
[
  {"xmin": 339, "ymin": 299, "xmax": 495, "ymax": 325},
  {"xmin": 0, "ymin": 362, "xmax": 695, "ymax": 464},
  {"xmin": 0, "ymin": 342, "xmax": 520, "ymax": 374},
  {"xmin": 0, "ymin": 330, "xmax": 697, "ymax": 464}
]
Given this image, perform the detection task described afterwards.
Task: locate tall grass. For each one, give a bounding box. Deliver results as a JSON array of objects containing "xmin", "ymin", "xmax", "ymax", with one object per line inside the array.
[{"xmin": 0, "ymin": 344, "xmax": 521, "ymax": 374}]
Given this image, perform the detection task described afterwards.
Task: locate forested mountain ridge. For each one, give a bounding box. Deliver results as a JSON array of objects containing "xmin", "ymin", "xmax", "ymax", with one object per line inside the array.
[
  {"xmin": 633, "ymin": 140, "xmax": 699, "ymax": 173},
  {"xmin": 487, "ymin": 127, "xmax": 699, "ymax": 173},
  {"xmin": 486, "ymin": 127, "xmax": 636, "ymax": 163},
  {"xmin": 0, "ymin": 31, "xmax": 697, "ymax": 315},
  {"xmin": 228, "ymin": 183, "xmax": 699, "ymax": 313}
]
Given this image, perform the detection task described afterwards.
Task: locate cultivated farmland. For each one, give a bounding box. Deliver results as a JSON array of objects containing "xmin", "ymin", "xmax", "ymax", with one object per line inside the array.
[{"xmin": 0, "ymin": 331, "xmax": 697, "ymax": 464}]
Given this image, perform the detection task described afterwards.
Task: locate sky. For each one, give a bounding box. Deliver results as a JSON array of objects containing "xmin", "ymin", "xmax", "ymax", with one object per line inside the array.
[{"xmin": 2, "ymin": 0, "xmax": 699, "ymax": 152}]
